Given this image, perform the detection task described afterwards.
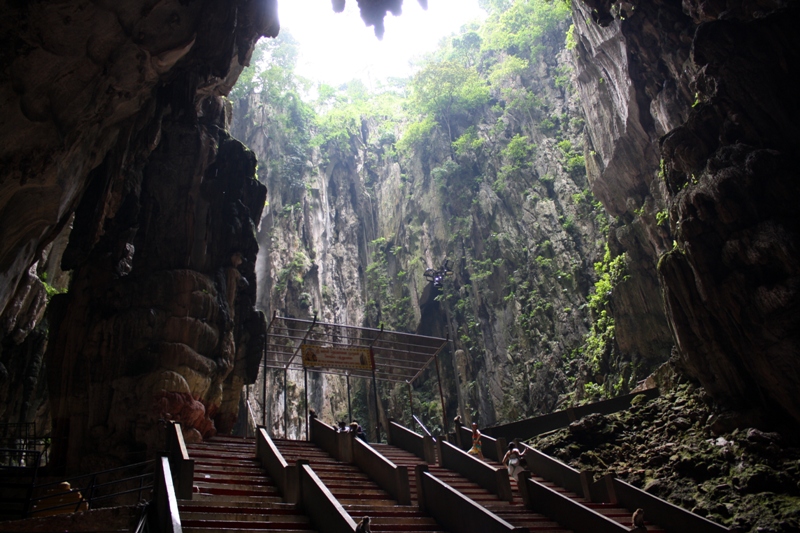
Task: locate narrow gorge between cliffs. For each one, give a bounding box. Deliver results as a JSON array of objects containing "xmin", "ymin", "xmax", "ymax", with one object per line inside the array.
[
  {"xmin": 1, "ymin": 0, "xmax": 800, "ymax": 531},
  {"xmin": 232, "ymin": 0, "xmax": 659, "ymax": 439}
]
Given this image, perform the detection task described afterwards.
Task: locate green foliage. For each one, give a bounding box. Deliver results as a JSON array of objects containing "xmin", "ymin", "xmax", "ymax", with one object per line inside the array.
[
  {"xmin": 565, "ymin": 23, "xmax": 578, "ymax": 50},
  {"xmin": 410, "ymin": 60, "xmax": 489, "ymax": 141},
  {"xmin": 366, "ymin": 238, "xmax": 414, "ymax": 331},
  {"xmin": 452, "ymin": 127, "xmax": 485, "ymax": 159},
  {"xmin": 230, "ymin": 31, "xmax": 314, "ymax": 200},
  {"xmin": 656, "ymin": 209, "xmax": 669, "ymax": 226},
  {"xmin": 488, "ymin": 55, "xmax": 530, "ymax": 87},
  {"xmin": 557, "ymin": 139, "xmax": 586, "ymax": 177},
  {"xmin": 40, "ymin": 272, "xmax": 66, "ymax": 298},
  {"xmin": 275, "ymin": 251, "xmax": 311, "ymax": 293},
  {"xmin": 504, "ymin": 134, "xmax": 534, "ymax": 166},
  {"xmin": 579, "ymin": 245, "xmax": 628, "ymax": 374},
  {"xmin": 397, "ymin": 117, "xmax": 436, "ymax": 154},
  {"xmin": 481, "ymin": 0, "xmax": 571, "ymax": 60}
]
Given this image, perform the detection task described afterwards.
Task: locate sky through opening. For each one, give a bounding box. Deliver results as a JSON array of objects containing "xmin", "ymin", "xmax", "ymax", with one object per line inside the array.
[{"xmin": 277, "ymin": 0, "xmax": 487, "ymax": 87}]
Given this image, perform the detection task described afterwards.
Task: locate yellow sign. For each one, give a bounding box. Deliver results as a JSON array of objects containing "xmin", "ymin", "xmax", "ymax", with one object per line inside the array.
[{"xmin": 301, "ymin": 345, "xmax": 374, "ymax": 371}]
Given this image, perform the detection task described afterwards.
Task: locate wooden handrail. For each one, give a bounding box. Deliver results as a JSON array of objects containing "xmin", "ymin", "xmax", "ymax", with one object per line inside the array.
[
  {"xmin": 590, "ymin": 474, "xmax": 731, "ymax": 533},
  {"xmin": 255, "ymin": 427, "xmax": 300, "ymax": 504},
  {"xmin": 299, "ymin": 462, "xmax": 357, "ymax": 533},
  {"xmin": 388, "ymin": 421, "xmax": 436, "ymax": 464},
  {"xmin": 437, "ymin": 439, "xmax": 512, "ymax": 501},
  {"xmin": 352, "ymin": 435, "xmax": 410, "ymax": 504},
  {"xmin": 484, "ymin": 389, "xmax": 660, "ymax": 441},
  {"xmin": 166, "ymin": 423, "xmax": 194, "ymax": 500},
  {"xmin": 520, "ymin": 472, "xmax": 626, "ymax": 533},
  {"xmin": 153, "ymin": 456, "xmax": 182, "ymax": 533},
  {"xmin": 416, "ymin": 465, "xmax": 525, "ymax": 533}
]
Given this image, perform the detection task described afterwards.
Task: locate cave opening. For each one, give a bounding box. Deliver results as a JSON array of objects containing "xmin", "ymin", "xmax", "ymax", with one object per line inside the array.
[{"xmin": 1, "ymin": 0, "xmax": 800, "ymax": 529}]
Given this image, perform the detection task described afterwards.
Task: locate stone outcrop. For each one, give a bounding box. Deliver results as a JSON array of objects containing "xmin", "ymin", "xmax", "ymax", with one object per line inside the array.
[
  {"xmin": 571, "ymin": 0, "xmax": 800, "ymax": 425},
  {"xmin": 233, "ymin": 17, "xmax": 620, "ymax": 431},
  {"xmin": 0, "ymin": 0, "xmax": 277, "ymax": 471}
]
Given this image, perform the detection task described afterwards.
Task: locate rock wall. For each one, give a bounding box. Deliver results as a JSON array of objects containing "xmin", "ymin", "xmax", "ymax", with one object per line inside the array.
[
  {"xmin": 0, "ymin": 0, "xmax": 278, "ymax": 472},
  {"xmin": 233, "ymin": 16, "xmax": 633, "ymax": 432},
  {"xmin": 572, "ymin": 0, "xmax": 800, "ymax": 425}
]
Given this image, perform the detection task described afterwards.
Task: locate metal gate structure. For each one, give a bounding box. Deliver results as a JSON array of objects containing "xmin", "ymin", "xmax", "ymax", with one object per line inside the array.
[{"xmin": 257, "ymin": 313, "xmax": 449, "ymax": 441}]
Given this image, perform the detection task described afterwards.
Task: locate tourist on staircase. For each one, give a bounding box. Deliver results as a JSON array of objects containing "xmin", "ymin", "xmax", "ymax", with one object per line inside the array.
[
  {"xmin": 502, "ymin": 442, "xmax": 527, "ymax": 482},
  {"xmin": 467, "ymin": 422, "xmax": 484, "ymax": 460}
]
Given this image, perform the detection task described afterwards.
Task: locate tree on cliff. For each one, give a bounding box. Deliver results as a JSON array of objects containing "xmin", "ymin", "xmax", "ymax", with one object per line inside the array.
[{"xmin": 409, "ymin": 60, "xmax": 489, "ymax": 153}]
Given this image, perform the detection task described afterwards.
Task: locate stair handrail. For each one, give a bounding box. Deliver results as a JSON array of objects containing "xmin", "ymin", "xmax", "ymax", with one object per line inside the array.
[
  {"xmin": 298, "ymin": 461, "xmax": 357, "ymax": 533},
  {"xmin": 351, "ymin": 434, "xmax": 411, "ymax": 504},
  {"xmin": 309, "ymin": 416, "xmax": 341, "ymax": 459},
  {"xmin": 388, "ymin": 420, "xmax": 437, "ymax": 464},
  {"xmin": 437, "ymin": 439, "xmax": 513, "ymax": 502},
  {"xmin": 413, "ymin": 415, "xmax": 434, "ymax": 439},
  {"xmin": 255, "ymin": 426, "xmax": 300, "ymax": 504},
  {"xmin": 166, "ymin": 422, "xmax": 194, "ymax": 500},
  {"xmin": 590, "ymin": 474, "xmax": 731, "ymax": 533},
  {"xmin": 518, "ymin": 442, "xmax": 584, "ymax": 497},
  {"xmin": 415, "ymin": 464, "xmax": 526, "ymax": 533},
  {"xmin": 483, "ymin": 388, "xmax": 660, "ymax": 441},
  {"xmin": 245, "ymin": 400, "xmax": 258, "ymax": 439},
  {"xmin": 454, "ymin": 423, "xmax": 507, "ymax": 462},
  {"xmin": 518, "ymin": 471, "xmax": 628, "ymax": 533},
  {"xmin": 153, "ymin": 456, "xmax": 182, "ymax": 533}
]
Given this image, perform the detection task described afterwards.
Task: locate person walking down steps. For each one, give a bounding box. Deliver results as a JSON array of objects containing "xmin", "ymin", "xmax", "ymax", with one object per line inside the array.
[
  {"xmin": 355, "ymin": 516, "xmax": 371, "ymax": 532},
  {"xmin": 468, "ymin": 422, "xmax": 484, "ymax": 460},
  {"xmin": 502, "ymin": 442, "xmax": 527, "ymax": 482}
]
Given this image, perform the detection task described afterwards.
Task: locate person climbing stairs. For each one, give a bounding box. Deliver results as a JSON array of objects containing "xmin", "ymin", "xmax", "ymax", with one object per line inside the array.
[{"xmin": 372, "ymin": 441, "xmax": 572, "ymax": 533}]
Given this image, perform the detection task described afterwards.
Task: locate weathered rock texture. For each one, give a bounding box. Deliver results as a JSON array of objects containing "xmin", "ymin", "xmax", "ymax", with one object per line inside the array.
[
  {"xmin": 0, "ymin": 0, "xmax": 277, "ymax": 471},
  {"xmin": 233, "ymin": 16, "xmax": 623, "ymax": 433},
  {"xmin": 571, "ymin": 0, "xmax": 800, "ymax": 425}
]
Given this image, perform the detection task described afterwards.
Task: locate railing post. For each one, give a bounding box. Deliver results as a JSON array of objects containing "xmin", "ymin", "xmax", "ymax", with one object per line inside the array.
[
  {"xmin": 422, "ymin": 436, "xmax": 437, "ymax": 465},
  {"xmin": 167, "ymin": 422, "xmax": 194, "ymax": 500},
  {"xmin": 153, "ymin": 456, "xmax": 182, "ymax": 533},
  {"xmin": 495, "ymin": 437, "xmax": 507, "ymax": 463},
  {"xmin": 415, "ymin": 464, "xmax": 429, "ymax": 513}
]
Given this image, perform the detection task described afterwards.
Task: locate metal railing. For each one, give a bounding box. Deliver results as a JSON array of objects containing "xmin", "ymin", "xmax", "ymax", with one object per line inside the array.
[
  {"xmin": 0, "ymin": 449, "xmax": 42, "ymax": 520},
  {"xmin": 246, "ymin": 400, "xmax": 259, "ymax": 439},
  {"xmin": 26, "ymin": 460, "xmax": 154, "ymax": 518},
  {"xmin": 413, "ymin": 415, "xmax": 434, "ymax": 439},
  {"xmin": 0, "ymin": 423, "xmax": 50, "ymax": 466}
]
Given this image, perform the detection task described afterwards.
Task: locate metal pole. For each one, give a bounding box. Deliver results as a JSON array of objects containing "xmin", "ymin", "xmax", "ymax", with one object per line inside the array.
[
  {"xmin": 407, "ymin": 381, "xmax": 415, "ymax": 428},
  {"xmin": 434, "ymin": 353, "xmax": 447, "ymax": 436},
  {"xmin": 368, "ymin": 325, "xmax": 384, "ymax": 442},
  {"xmin": 372, "ymin": 367, "xmax": 380, "ymax": 442},
  {"xmin": 262, "ymin": 325, "xmax": 267, "ymax": 428},
  {"xmin": 284, "ymin": 368, "xmax": 288, "ymax": 438},
  {"xmin": 263, "ymin": 311, "xmax": 277, "ymax": 430},
  {"xmin": 304, "ymin": 368, "xmax": 309, "ymax": 441},
  {"xmin": 347, "ymin": 372, "xmax": 352, "ymax": 423}
]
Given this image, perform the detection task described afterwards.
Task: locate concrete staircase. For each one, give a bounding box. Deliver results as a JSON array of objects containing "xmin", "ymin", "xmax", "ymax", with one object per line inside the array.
[
  {"xmin": 274, "ymin": 439, "xmax": 445, "ymax": 532},
  {"xmin": 373, "ymin": 443, "xmax": 572, "ymax": 533},
  {"xmin": 180, "ymin": 435, "xmax": 316, "ymax": 533}
]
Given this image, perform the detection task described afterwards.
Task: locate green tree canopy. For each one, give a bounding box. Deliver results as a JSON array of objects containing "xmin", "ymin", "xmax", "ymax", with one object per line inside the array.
[{"xmin": 409, "ymin": 60, "xmax": 490, "ymax": 144}]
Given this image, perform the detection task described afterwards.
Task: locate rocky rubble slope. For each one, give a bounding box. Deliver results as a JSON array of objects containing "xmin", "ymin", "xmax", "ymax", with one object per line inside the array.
[{"xmin": 531, "ymin": 382, "xmax": 800, "ymax": 532}]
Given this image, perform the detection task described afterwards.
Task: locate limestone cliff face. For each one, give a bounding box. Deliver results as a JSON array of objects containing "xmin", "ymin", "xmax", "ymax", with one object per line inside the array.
[
  {"xmin": 231, "ymin": 94, "xmax": 373, "ymax": 436},
  {"xmin": 233, "ymin": 24, "xmax": 628, "ymax": 431},
  {"xmin": 0, "ymin": 0, "xmax": 277, "ymax": 471},
  {"xmin": 571, "ymin": 0, "xmax": 800, "ymax": 424}
]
